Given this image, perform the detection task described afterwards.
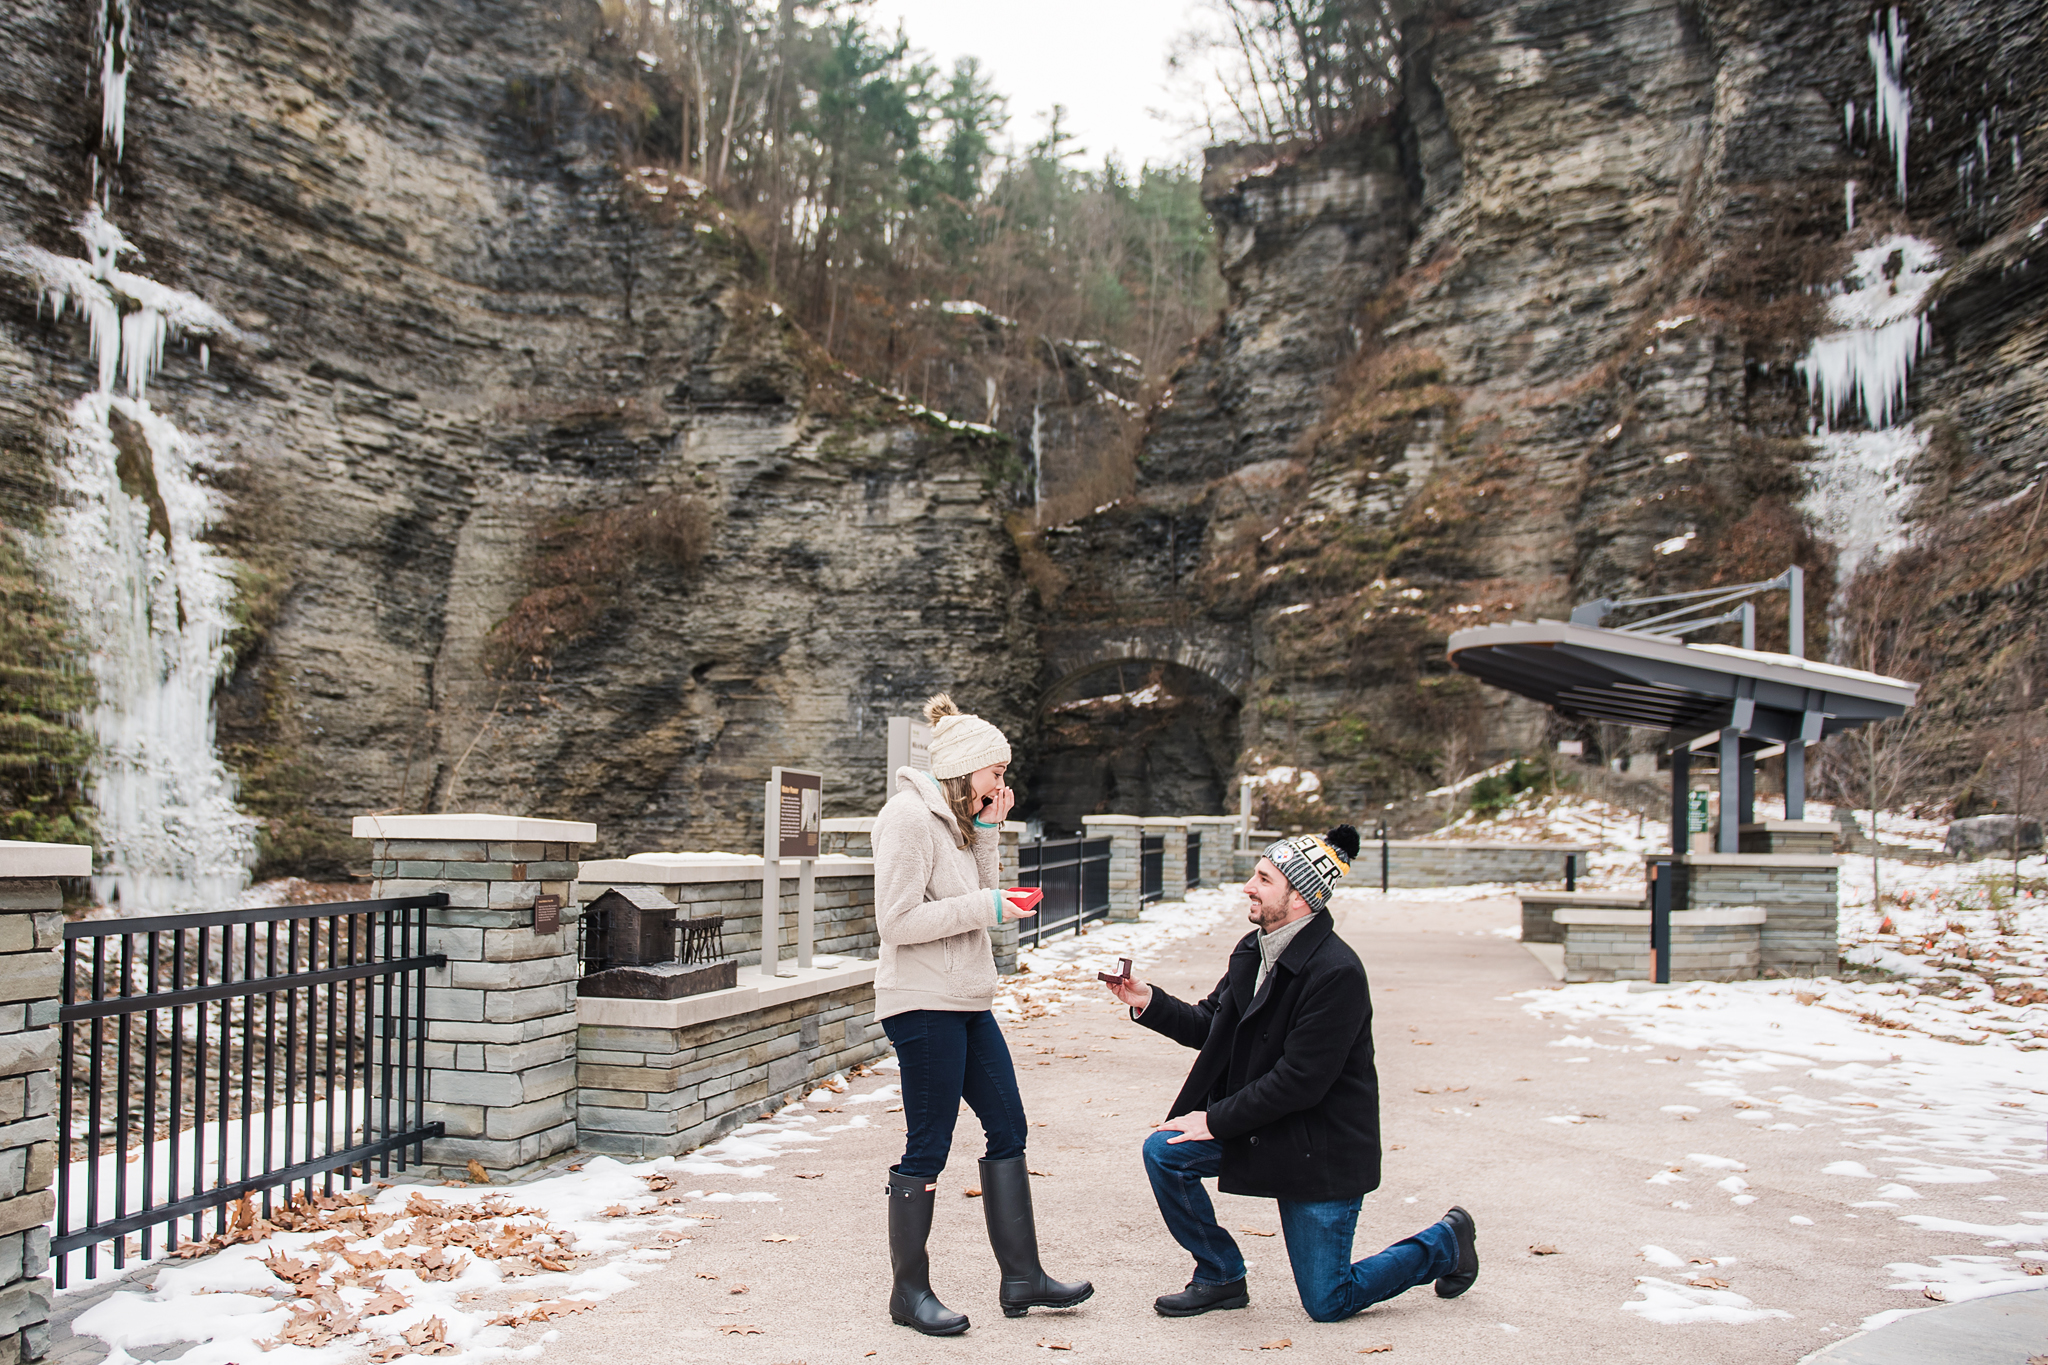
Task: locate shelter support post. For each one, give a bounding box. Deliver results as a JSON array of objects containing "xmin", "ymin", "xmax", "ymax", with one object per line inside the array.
[
  {"xmin": 1669, "ymin": 746, "xmax": 1691, "ymax": 856},
  {"xmin": 1718, "ymin": 729, "xmax": 1741, "ymax": 853},
  {"xmin": 1649, "ymin": 859, "xmax": 1673, "ymax": 985},
  {"xmin": 1786, "ymin": 741, "xmax": 1806, "ymax": 820}
]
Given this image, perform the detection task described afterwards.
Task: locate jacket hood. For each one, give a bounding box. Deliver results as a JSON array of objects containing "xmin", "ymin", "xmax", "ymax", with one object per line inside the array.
[{"xmin": 896, "ymin": 766, "xmax": 959, "ymax": 827}]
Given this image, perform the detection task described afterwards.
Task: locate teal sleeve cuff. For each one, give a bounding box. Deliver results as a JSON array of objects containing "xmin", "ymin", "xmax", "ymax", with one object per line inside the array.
[
  {"xmin": 994, "ymin": 888, "xmax": 1003, "ymax": 924},
  {"xmin": 973, "ymin": 818, "xmax": 999, "ymax": 827}
]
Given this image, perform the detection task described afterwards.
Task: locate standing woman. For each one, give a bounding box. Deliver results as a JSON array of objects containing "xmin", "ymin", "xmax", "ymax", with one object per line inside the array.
[{"xmin": 873, "ymin": 694, "xmax": 1094, "ymax": 1336}]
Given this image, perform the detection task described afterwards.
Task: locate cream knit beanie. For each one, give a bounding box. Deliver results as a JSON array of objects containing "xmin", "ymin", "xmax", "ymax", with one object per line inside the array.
[{"xmin": 923, "ymin": 693, "xmax": 1011, "ymax": 779}]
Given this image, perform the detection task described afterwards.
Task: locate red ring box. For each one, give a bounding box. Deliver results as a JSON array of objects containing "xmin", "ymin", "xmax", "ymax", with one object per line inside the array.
[{"xmin": 1003, "ymin": 887, "xmax": 1043, "ymax": 911}]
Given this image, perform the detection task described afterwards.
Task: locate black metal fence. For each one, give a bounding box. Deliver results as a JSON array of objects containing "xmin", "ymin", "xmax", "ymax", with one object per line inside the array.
[
  {"xmin": 1186, "ymin": 832, "xmax": 1201, "ymax": 889},
  {"xmin": 55, "ymin": 894, "xmax": 448, "ymax": 1286},
  {"xmin": 1140, "ymin": 835, "xmax": 1164, "ymax": 906},
  {"xmin": 1015, "ymin": 837, "xmax": 1111, "ymax": 948}
]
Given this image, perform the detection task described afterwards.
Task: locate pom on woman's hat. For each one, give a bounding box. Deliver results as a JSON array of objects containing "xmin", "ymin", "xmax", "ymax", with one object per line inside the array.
[
  {"xmin": 921, "ymin": 692, "xmax": 1012, "ymax": 780},
  {"xmin": 1261, "ymin": 824, "xmax": 1360, "ymax": 915}
]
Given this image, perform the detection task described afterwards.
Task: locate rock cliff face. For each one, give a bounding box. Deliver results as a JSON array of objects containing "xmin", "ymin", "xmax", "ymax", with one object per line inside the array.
[
  {"xmin": 0, "ymin": 0, "xmax": 1033, "ymax": 879},
  {"xmin": 1036, "ymin": 0, "xmax": 2048, "ymax": 827},
  {"xmin": 6, "ymin": 0, "xmax": 2044, "ymax": 878}
]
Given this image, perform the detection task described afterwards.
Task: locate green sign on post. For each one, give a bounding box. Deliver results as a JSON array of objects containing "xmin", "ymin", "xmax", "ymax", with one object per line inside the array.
[{"xmin": 1687, "ymin": 789, "xmax": 1711, "ymax": 834}]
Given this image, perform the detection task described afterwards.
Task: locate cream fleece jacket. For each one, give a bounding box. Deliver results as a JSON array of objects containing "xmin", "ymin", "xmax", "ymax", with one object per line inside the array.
[{"xmin": 872, "ymin": 766, "xmax": 1004, "ymax": 1021}]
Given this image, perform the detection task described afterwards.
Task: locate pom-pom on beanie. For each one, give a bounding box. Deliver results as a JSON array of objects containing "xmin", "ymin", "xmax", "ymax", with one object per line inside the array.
[
  {"xmin": 1260, "ymin": 824, "xmax": 1361, "ymax": 914},
  {"xmin": 922, "ymin": 693, "xmax": 1012, "ymax": 780}
]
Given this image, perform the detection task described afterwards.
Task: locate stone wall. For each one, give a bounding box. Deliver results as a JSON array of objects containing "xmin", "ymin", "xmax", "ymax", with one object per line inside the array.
[
  {"xmin": 1379, "ymin": 841, "xmax": 1593, "ymax": 889},
  {"xmin": 577, "ymin": 972, "xmax": 887, "ymax": 1160},
  {"xmin": 1559, "ymin": 909, "xmax": 1765, "ymax": 983}
]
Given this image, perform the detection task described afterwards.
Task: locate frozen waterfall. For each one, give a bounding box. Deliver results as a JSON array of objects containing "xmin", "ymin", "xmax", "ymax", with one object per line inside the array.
[{"xmin": 0, "ymin": 4, "xmax": 254, "ymax": 911}]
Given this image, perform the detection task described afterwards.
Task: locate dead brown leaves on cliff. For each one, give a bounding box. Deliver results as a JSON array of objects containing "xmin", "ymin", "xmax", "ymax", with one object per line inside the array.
[{"xmin": 486, "ymin": 492, "xmax": 713, "ymax": 676}]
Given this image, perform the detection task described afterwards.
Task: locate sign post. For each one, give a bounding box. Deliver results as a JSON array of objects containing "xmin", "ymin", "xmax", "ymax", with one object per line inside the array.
[
  {"xmin": 887, "ymin": 717, "xmax": 931, "ymax": 779},
  {"xmin": 765, "ymin": 767, "xmax": 823, "ymax": 977}
]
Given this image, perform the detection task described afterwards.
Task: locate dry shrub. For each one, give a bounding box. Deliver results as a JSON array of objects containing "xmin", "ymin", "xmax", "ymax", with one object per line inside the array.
[
  {"xmin": 488, "ymin": 492, "xmax": 712, "ymax": 675},
  {"xmin": 1034, "ymin": 419, "xmax": 1141, "ymax": 528}
]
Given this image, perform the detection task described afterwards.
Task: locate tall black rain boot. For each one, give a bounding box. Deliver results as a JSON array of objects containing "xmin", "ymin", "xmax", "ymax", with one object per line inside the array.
[
  {"xmin": 978, "ymin": 1156, "xmax": 1094, "ymax": 1318},
  {"xmin": 887, "ymin": 1169, "xmax": 970, "ymax": 1335}
]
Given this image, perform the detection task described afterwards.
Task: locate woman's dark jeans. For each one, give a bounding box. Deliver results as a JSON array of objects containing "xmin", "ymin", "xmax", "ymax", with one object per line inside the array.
[{"xmin": 881, "ymin": 1009, "xmax": 1029, "ymax": 1180}]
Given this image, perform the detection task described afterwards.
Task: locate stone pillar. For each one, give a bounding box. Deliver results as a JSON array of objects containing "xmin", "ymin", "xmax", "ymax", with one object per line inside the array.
[
  {"xmin": 1146, "ymin": 818, "xmax": 1189, "ymax": 902},
  {"xmin": 1082, "ymin": 816, "xmax": 1145, "ymax": 921},
  {"xmin": 991, "ymin": 822, "xmax": 1021, "ymax": 974},
  {"xmin": 0, "ymin": 841, "xmax": 81, "ymax": 1365},
  {"xmin": 1186, "ymin": 817, "xmax": 1235, "ymax": 890},
  {"xmin": 1678, "ymin": 851, "xmax": 1841, "ymax": 977},
  {"xmin": 353, "ymin": 815, "xmax": 593, "ymax": 1180}
]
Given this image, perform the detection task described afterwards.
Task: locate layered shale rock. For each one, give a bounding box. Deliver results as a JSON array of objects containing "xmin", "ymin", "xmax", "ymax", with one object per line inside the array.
[
  {"xmin": 0, "ymin": 0, "xmax": 1033, "ymax": 874},
  {"xmin": 1037, "ymin": 0, "xmax": 2048, "ymax": 826}
]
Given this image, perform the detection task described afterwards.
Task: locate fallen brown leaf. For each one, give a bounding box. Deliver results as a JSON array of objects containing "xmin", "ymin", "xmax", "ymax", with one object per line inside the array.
[
  {"xmin": 1037, "ymin": 1339, "xmax": 1074, "ymax": 1350},
  {"xmin": 718, "ymin": 1324, "xmax": 763, "ymax": 1335},
  {"xmin": 1358, "ymin": 1346, "xmax": 1393, "ymax": 1356},
  {"xmin": 657, "ymin": 1232, "xmax": 690, "ymax": 1245},
  {"xmin": 1029, "ymin": 1169, "xmax": 1052, "ymax": 1177},
  {"xmin": 794, "ymin": 1172, "xmax": 825, "ymax": 1179},
  {"xmin": 1410, "ymin": 1040, "xmax": 1433, "ymax": 1046},
  {"xmin": 1529, "ymin": 1244, "xmax": 1558, "ymax": 1256},
  {"xmin": 963, "ymin": 1188, "xmax": 983, "ymax": 1198},
  {"xmin": 1923, "ymin": 1287, "xmax": 1946, "ymax": 1302},
  {"xmin": 466, "ymin": 1159, "xmax": 492, "ymax": 1184},
  {"xmin": 697, "ymin": 1272, "xmax": 720, "ymax": 1280},
  {"xmin": 1239, "ymin": 1228, "xmax": 1277, "ymax": 1237},
  {"xmin": 729, "ymin": 1285, "xmax": 749, "ymax": 1294},
  {"xmin": 2025, "ymin": 1264, "xmax": 2045, "ymax": 1276},
  {"xmin": 1260, "ymin": 1340, "xmax": 1291, "ymax": 1351},
  {"xmin": 1690, "ymin": 1276, "xmax": 1730, "ymax": 1290},
  {"xmin": 762, "ymin": 1235, "xmax": 798, "ymax": 1243}
]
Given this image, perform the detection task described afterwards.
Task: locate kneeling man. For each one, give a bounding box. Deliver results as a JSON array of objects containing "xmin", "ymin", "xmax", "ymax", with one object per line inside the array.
[{"xmin": 1104, "ymin": 826, "xmax": 1477, "ymax": 1321}]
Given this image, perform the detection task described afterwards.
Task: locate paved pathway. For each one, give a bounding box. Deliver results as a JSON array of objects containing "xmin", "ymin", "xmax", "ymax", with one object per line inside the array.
[{"xmin": 529, "ymin": 893, "xmax": 2039, "ymax": 1364}]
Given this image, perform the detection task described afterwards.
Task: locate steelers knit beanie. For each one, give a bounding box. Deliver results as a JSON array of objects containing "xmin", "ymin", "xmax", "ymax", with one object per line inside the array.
[
  {"xmin": 1261, "ymin": 825, "xmax": 1362, "ymax": 914},
  {"xmin": 923, "ymin": 693, "xmax": 1012, "ymax": 780}
]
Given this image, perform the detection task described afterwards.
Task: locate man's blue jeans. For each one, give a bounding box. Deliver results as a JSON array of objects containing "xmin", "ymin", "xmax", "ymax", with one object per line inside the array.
[{"xmin": 1141, "ymin": 1131, "xmax": 1461, "ymax": 1321}]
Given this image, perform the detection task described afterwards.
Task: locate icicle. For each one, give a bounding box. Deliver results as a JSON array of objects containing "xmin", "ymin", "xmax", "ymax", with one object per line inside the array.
[
  {"xmin": 1797, "ymin": 235, "xmax": 1941, "ymax": 432},
  {"xmin": 1844, "ymin": 100, "xmax": 1856, "ymax": 142},
  {"xmin": 1868, "ymin": 9, "xmax": 1911, "ymax": 202},
  {"xmin": 96, "ymin": 0, "xmax": 133, "ymax": 160},
  {"xmin": 1845, "ymin": 180, "xmax": 1857, "ymax": 231}
]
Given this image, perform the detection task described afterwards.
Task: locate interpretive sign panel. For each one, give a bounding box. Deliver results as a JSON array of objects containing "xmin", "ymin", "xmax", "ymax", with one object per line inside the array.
[{"xmin": 774, "ymin": 767, "xmax": 823, "ymax": 860}]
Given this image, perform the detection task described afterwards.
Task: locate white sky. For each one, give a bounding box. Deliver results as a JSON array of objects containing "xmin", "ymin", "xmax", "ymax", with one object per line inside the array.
[{"xmin": 863, "ymin": 0, "xmax": 1213, "ymax": 170}]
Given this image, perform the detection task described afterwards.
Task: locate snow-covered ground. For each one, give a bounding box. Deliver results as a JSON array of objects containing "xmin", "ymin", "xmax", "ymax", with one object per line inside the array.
[
  {"xmin": 60, "ymin": 1072, "xmax": 901, "ymax": 1365},
  {"xmin": 1521, "ymin": 978, "xmax": 2048, "ymax": 1332}
]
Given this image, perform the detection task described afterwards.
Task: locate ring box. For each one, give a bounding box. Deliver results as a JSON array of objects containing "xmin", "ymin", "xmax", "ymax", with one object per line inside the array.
[
  {"xmin": 1003, "ymin": 887, "xmax": 1043, "ymax": 911},
  {"xmin": 1097, "ymin": 956, "xmax": 1133, "ymax": 986}
]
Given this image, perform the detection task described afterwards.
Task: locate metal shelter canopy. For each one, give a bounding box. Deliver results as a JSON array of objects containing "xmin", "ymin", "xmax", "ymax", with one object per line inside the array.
[
  {"xmin": 1445, "ymin": 614, "xmax": 1918, "ymax": 987},
  {"xmin": 1444, "ymin": 619, "xmax": 1918, "ymax": 747},
  {"xmin": 1445, "ymin": 617, "xmax": 1917, "ymax": 854}
]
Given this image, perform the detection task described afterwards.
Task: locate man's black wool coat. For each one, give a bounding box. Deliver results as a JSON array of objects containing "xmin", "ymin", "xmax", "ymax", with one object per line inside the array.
[{"xmin": 1135, "ymin": 911, "xmax": 1380, "ymax": 1202}]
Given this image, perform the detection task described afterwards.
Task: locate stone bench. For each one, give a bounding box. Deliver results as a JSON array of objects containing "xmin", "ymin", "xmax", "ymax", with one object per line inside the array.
[
  {"xmin": 1557, "ymin": 907, "xmax": 1766, "ymax": 983},
  {"xmin": 1517, "ymin": 888, "xmax": 1646, "ymax": 944}
]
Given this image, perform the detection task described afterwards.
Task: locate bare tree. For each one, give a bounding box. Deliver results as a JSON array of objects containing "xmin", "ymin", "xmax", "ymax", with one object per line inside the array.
[{"xmin": 1816, "ymin": 571, "xmax": 1934, "ymax": 910}]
